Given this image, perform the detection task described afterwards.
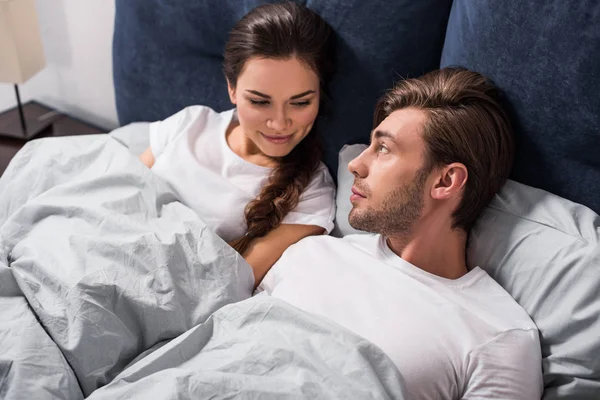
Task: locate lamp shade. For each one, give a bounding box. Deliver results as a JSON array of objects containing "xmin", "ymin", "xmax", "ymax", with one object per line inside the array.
[{"xmin": 0, "ymin": 0, "xmax": 45, "ymax": 84}]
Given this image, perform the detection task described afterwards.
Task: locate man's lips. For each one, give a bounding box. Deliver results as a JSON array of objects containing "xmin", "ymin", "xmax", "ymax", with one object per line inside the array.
[
  {"xmin": 350, "ymin": 186, "xmax": 367, "ymax": 202},
  {"xmin": 351, "ymin": 187, "xmax": 366, "ymax": 197}
]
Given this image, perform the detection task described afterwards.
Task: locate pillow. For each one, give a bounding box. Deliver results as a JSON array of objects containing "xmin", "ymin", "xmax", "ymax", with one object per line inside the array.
[
  {"xmin": 109, "ymin": 122, "xmax": 150, "ymax": 156},
  {"xmin": 332, "ymin": 144, "xmax": 368, "ymax": 237},
  {"xmin": 468, "ymin": 181, "xmax": 600, "ymax": 399},
  {"xmin": 335, "ymin": 144, "xmax": 600, "ymax": 398}
]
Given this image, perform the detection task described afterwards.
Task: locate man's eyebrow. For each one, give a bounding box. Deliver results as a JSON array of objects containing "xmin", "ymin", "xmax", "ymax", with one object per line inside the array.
[
  {"xmin": 371, "ymin": 129, "xmax": 395, "ymax": 142},
  {"xmin": 245, "ymin": 89, "xmax": 316, "ymax": 100}
]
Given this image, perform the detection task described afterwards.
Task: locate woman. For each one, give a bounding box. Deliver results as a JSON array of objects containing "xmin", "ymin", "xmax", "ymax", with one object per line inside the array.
[{"xmin": 138, "ymin": 2, "xmax": 336, "ymax": 285}]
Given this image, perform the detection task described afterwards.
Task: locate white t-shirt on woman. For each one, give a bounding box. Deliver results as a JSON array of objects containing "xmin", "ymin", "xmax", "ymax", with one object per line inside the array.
[{"xmin": 149, "ymin": 105, "xmax": 336, "ymax": 242}]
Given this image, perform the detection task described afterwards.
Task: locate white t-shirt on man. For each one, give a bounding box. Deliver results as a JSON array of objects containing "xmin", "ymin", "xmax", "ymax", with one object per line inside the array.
[
  {"xmin": 148, "ymin": 105, "xmax": 336, "ymax": 242},
  {"xmin": 259, "ymin": 233, "xmax": 543, "ymax": 400}
]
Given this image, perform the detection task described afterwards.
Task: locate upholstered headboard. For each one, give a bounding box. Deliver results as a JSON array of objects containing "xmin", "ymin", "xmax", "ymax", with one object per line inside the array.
[
  {"xmin": 112, "ymin": 0, "xmax": 453, "ymax": 173},
  {"xmin": 441, "ymin": 0, "xmax": 600, "ymax": 216}
]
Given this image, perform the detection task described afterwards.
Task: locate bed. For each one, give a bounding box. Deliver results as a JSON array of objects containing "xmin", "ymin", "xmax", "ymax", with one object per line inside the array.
[{"xmin": 1, "ymin": 0, "xmax": 599, "ymax": 399}]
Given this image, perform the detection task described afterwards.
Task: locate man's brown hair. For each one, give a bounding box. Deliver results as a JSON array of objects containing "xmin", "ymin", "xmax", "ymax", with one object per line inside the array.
[{"xmin": 373, "ymin": 67, "xmax": 515, "ymax": 232}]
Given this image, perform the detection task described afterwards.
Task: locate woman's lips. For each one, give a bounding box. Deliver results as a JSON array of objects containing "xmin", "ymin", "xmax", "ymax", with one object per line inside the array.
[{"xmin": 261, "ymin": 132, "xmax": 293, "ymax": 144}]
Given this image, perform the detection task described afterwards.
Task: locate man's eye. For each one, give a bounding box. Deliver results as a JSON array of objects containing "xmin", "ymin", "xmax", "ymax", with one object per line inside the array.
[
  {"xmin": 377, "ymin": 144, "xmax": 389, "ymax": 154},
  {"xmin": 249, "ymin": 99, "xmax": 270, "ymax": 106}
]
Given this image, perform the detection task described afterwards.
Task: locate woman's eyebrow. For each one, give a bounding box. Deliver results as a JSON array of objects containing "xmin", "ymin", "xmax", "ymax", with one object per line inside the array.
[
  {"xmin": 290, "ymin": 90, "xmax": 316, "ymax": 100},
  {"xmin": 246, "ymin": 90, "xmax": 270, "ymax": 99},
  {"xmin": 245, "ymin": 89, "xmax": 316, "ymax": 100}
]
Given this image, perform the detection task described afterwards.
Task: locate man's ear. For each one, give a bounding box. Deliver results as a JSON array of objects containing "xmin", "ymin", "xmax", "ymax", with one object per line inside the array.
[
  {"xmin": 431, "ymin": 163, "xmax": 468, "ymax": 200},
  {"xmin": 227, "ymin": 80, "xmax": 237, "ymax": 104}
]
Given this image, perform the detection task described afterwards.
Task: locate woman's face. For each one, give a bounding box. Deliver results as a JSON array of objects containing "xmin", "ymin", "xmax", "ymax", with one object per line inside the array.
[{"xmin": 228, "ymin": 56, "xmax": 321, "ymax": 159}]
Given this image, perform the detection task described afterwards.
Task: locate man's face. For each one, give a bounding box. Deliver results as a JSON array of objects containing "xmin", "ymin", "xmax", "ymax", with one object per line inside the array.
[{"xmin": 348, "ymin": 108, "xmax": 432, "ymax": 236}]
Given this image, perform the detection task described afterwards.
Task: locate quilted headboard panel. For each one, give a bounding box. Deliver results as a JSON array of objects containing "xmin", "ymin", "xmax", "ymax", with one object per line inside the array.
[
  {"xmin": 112, "ymin": 0, "xmax": 452, "ymax": 172},
  {"xmin": 441, "ymin": 0, "xmax": 600, "ymax": 213}
]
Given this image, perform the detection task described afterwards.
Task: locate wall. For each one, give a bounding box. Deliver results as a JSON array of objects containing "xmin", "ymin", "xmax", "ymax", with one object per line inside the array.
[{"xmin": 0, "ymin": 0, "xmax": 118, "ymax": 131}]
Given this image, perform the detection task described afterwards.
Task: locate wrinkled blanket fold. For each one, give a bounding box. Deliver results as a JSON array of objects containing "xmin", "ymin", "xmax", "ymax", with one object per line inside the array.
[{"xmin": 0, "ymin": 136, "xmax": 404, "ymax": 399}]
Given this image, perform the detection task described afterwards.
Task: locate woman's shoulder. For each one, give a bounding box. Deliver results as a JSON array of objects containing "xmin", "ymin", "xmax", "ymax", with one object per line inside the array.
[
  {"xmin": 311, "ymin": 162, "xmax": 335, "ymax": 189},
  {"xmin": 298, "ymin": 162, "xmax": 336, "ymax": 201},
  {"xmin": 284, "ymin": 161, "xmax": 336, "ymax": 233},
  {"xmin": 172, "ymin": 105, "xmax": 232, "ymax": 121},
  {"xmin": 161, "ymin": 105, "xmax": 235, "ymax": 139}
]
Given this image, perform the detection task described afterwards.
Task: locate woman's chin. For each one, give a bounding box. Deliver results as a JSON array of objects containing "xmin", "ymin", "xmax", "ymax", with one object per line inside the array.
[{"xmin": 262, "ymin": 146, "xmax": 293, "ymax": 158}]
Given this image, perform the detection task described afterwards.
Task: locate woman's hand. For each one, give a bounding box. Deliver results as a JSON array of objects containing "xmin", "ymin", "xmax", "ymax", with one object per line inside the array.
[{"xmin": 139, "ymin": 147, "xmax": 155, "ymax": 168}]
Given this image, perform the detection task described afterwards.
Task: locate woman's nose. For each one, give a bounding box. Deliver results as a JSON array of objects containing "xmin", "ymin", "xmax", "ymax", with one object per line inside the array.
[{"xmin": 267, "ymin": 108, "xmax": 291, "ymax": 132}]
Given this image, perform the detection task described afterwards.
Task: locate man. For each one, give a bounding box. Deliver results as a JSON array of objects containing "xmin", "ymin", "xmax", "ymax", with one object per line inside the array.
[{"xmin": 259, "ymin": 67, "xmax": 543, "ymax": 399}]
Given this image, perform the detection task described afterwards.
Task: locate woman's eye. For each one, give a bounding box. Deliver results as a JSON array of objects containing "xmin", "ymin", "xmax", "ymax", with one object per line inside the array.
[
  {"xmin": 249, "ymin": 99, "xmax": 270, "ymax": 106},
  {"xmin": 291, "ymin": 101, "xmax": 310, "ymax": 107}
]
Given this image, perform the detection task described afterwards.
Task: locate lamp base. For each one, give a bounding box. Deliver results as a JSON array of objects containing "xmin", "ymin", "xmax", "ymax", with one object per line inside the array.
[{"xmin": 0, "ymin": 101, "xmax": 61, "ymax": 141}]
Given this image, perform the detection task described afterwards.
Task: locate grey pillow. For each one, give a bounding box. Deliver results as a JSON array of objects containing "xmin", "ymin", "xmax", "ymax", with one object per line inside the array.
[
  {"xmin": 332, "ymin": 144, "xmax": 368, "ymax": 237},
  {"xmin": 468, "ymin": 180, "xmax": 600, "ymax": 399},
  {"xmin": 335, "ymin": 144, "xmax": 600, "ymax": 398}
]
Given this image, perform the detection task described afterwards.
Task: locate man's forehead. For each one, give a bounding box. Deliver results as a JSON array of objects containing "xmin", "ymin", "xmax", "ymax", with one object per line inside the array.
[{"xmin": 374, "ymin": 108, "xmax": 428, "ymax": 142}]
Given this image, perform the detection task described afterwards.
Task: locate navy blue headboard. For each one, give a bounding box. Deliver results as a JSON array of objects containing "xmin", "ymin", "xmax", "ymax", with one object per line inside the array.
[
  {"xmin": 113, "ymin": 0, "xmax": 600, "ymax": 214},
  {"xmin": 441, "ymin": 0, "xmax": 600, "ymax": 215}
]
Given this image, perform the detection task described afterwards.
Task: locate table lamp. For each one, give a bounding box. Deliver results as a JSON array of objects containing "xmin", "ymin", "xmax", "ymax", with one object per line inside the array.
[{"xmin": 0, "ymin": 0, "xmax": 56, "ymax": 139}]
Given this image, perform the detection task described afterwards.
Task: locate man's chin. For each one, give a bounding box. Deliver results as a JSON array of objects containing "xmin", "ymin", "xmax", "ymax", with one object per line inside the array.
[{"xmin": 348, "ymin": 210, "xmax": 375, "ymax": 233}]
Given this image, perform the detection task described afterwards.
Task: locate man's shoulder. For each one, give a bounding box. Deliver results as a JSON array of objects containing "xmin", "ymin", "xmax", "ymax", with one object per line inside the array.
[
  {"xmin": 341, "ymin": 233, "xmax": 381, "ymax": 248},
  {"xmin": 285, "ymin": 233, "xmax": 383, "ymax": 262},
  {"xmin": 466, "ymin": 268, "xmax": 538, "ymax": 333},
  {"xmin": 295, "ymin": 232, "xmax": 378, "ymax": 245},
  {"xmin": 295, "ymin": 233, "xmax": 381, "ymax": 251}
]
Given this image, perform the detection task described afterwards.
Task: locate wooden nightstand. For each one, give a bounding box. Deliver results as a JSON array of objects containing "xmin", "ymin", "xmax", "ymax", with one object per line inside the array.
[{"xmin": 0, "ymin": 101, "xmax": 106, "ymax": 176}]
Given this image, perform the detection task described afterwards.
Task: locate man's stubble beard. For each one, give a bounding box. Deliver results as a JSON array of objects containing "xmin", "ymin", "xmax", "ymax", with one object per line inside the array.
[{"xmin": 348, "ymin": 167, "xmax": 430, "ymax": 237}]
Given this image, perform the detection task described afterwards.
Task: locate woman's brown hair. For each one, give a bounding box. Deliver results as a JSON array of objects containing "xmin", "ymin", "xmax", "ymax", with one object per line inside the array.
[
  {"xmin": 223, "ymin": 2, "xmax": 334, "ymax": 254},
  {"xmin": 374, "ymin": 67, "xmax": 515, "ymax": 232}
]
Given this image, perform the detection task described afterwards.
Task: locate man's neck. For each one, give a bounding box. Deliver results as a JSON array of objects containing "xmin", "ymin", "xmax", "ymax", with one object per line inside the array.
[{"xmin": 385, "ymin": 220, "xmax": 468, "ymax": 280}]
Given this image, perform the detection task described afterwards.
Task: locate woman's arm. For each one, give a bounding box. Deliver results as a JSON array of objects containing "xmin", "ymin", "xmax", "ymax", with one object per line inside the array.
[
  {"xmin": 233, "ymin": 224, "xmax": 325, "ymax": 288},
  {"xmin": 139, "ymin": 147, "xmax": 155, "ymax": 168}
]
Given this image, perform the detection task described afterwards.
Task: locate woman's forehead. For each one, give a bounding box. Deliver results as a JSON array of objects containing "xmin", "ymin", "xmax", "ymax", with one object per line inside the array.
[{"xmin": 236, "ymin": 57, "xmax": 319, "ymax": 96}]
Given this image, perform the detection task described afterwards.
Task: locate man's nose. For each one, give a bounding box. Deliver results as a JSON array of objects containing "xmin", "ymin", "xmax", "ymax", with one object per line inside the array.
[{"xmin": 348, "ymin": 150, "xmax": 368, "ymax": 178}]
